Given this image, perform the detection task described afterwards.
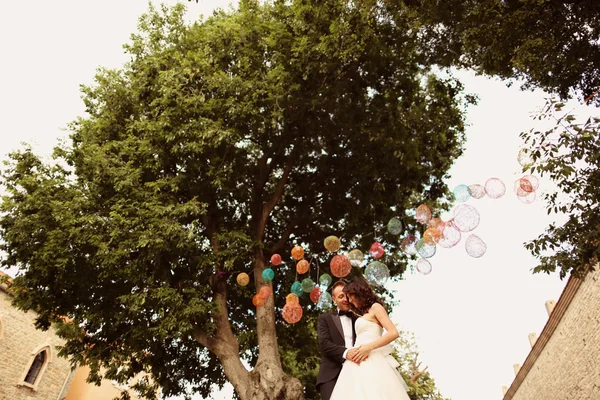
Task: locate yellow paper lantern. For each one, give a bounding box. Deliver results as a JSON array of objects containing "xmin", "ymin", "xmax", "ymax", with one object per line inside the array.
[{"xmin": 236, "ymin": 273, "xmax": 250, "ymax": 286}]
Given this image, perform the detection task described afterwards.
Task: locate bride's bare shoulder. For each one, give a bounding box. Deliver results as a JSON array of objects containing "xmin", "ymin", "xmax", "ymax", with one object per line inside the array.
[{"xmin": 369, "ymin": 303, "xmax": 386, "ymax": 313}]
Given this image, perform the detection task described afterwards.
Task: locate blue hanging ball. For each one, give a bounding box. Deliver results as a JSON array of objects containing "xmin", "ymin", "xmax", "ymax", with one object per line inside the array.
[
  {"xmin": 262, "ymin": 268, "xmax": 275, "ymax": 282},
  {"xmin": 291, "ymin": 281, "xmax": 303, "ymax": 297}
]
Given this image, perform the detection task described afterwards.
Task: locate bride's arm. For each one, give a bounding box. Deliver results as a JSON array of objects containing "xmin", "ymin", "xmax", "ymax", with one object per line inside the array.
[{"xmin": 351, "ymin": 303, "xmax": 399, "ymax": 363}]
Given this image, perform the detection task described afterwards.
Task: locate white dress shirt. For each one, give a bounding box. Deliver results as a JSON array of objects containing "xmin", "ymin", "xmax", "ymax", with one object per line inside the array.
[{"xmin": 338, "ymin": 310, "xmax": 354, "ymax": 360}]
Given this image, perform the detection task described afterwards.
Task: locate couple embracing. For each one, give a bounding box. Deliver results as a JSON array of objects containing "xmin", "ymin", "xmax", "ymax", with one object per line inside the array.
[{"xmin": 316, "ymin": 277, "xmax": 411, "ymax": 400}]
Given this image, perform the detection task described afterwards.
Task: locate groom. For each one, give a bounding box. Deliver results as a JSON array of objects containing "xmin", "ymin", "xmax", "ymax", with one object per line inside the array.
[{"xmin": 316, "ymin": 280, "xmax": 359, "ymax": 400}]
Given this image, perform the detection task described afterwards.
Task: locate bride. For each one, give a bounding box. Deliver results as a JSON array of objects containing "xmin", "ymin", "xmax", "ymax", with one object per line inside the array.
[{"xmin": 330, "ymin": 277, "xmax": 411, "ymax": 400}]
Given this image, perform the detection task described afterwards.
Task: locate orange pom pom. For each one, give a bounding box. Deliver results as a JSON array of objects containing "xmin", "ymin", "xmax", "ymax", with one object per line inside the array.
[
  {"xmin": 258, "ymin": 286, "xmax": 272, "ymax": 299},
  {"xmin": 291, "ymin": 245, "xmax": 305, "ymax": 260},
  {"xmin": 296, "ymin": 259, "xmax": 309, "ymax": 274},
  {"xmin": 252, "ymin": 294, "xmax": 266, "ymax": 307}
]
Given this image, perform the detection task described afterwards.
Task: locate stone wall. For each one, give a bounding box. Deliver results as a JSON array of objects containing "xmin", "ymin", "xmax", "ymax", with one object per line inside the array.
[
  {"xmin": 506, "ymin": 267, "xmax": 600, "ymax": 400},
  {"xmin": 0, "ymin": 289, "xmax": 73, "ymax": 400}
]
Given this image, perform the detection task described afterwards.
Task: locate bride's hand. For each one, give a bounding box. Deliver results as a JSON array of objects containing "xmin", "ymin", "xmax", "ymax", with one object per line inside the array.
[{"xmin": 351, "ymin": 344, "xmax": 372, "ymax": 363}]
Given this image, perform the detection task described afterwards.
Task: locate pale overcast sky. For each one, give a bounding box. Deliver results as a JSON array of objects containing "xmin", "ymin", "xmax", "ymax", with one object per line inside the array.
[{"xmin": 0, "ymin": 1, "xmax": 585, "ymax": 400}]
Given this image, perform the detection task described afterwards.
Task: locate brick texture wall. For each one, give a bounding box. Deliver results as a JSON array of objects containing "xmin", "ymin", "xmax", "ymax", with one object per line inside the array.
[
  {"xmin": 0, "ymin": 289, "xmax": 73, "ymax": 400},
  {"xmin": 510, "ymin": 267, "xmax": 600, "ymax": 400}
]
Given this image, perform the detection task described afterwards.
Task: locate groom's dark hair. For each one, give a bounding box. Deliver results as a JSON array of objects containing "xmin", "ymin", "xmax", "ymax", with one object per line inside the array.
[{"xmin": 331, "ymin": 280, "xmax": 347, "ymax": 293}]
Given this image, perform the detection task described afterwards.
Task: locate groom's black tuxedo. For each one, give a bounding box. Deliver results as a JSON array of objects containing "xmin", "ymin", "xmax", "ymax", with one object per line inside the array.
[{"xmin": 316, "ymin": 311, "xmax": 357, "ymax": 400}]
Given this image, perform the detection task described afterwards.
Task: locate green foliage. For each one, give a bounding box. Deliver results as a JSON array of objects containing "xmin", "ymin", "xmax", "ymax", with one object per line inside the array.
[
  {"xmin": 394, "ymin": 332, "xmax": 449, "ymax": 400},
  {"xmin": 520, "ymin": 99, "xmax": 600, "ymax": 278},
  {"xmin": 0, "ymin": 2, "xmax": 470, "ymax": 398},
  {"xmin": 408, "ymin": 0, "xmax": 600, "ymax": 100}
]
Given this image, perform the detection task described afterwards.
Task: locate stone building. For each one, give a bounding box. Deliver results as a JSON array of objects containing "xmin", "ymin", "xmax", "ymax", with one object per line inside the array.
[
  {"xmin": 0, "ymin": 271, "xmax": 75, "ymax": 400},
  {"xmin": 0, "ymin": 271, "xmax": 148, "ymax": 400},
  {"xmin": 503, "ymin": 266, "xmax": 600, "ymax": 400}
]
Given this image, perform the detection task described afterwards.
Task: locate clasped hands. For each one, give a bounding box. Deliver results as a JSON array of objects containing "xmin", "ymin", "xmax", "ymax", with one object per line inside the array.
[{"xmin": 347, "ymin": 344, "xmax": 372, "ymax": 364}]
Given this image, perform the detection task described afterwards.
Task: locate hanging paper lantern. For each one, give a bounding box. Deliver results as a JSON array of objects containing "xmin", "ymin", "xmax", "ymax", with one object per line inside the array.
[
  {"xmin": 236, "ymin": 272, "xmax": 250, "ymax": 286},
  {"xmin": 416, "ymin": 258, "xmax": 432, "ymax": 275},
  {"xmin": 296, "ymin": 259, "xmax": 310, "ymax": 274},
  {"xmin": 319, "ymin": 273, "xmax": 332, "ymax": 288},
  {"xmin": 286, "ymin": 293, "xmax": 299, "ymax": 304},
  {"xmin": 317, "ymin": 291, "xmax": 333, "ymax": 310},
  {"xmin": 387, "ymin": 218, "xmax": 403, "ymax": 235},
  {"xmin": 330, "ymin": 254, "xmax": 352, "ymax": 278},
  {"xmin": 291, "ymin": 281, "xmax": 303, "ymax": 297},
  {"xmin": 369, "ymin": 242, "xmax": 385, "ymax": 259},
  {"xmin": 262, "ymin": 268, "xmax": 275, "ymax": 282},
  {"xmin": 301, "ymin": 278, "xmax": 316, "ymax": 293},
  {"xmin": 415, "ymin": 239, "xmax": 436, "ymax": 259},
  {"xmin": 400, "ymin": 234, "xmax": 418, "ymax": 255},
  {"xmin": 514, "ymin": 175, "xmax": 539, "ymax": 203},
  {"xmin": 252, "ymin": 294, "xmax": 266, "ymax": 307},
  {"xmin": 310, "ymin": 286, "xmax": 322, "ymax": 303},
  {"xmin": 465, "ymin": 234, "xmax": 487, "ymax": 258},
  {"xmin": 518, "ymin": 190, "xmax": 536, "ymax": 204},
  {"xmin": 291, "ymin": 245, "xmax": 305, "ymax": 260},
  {"xmin": 258, "ymin": 286, "xmax": 272, "ymax": 299},
  {"xmin": 484, "ymin": 178, "xmax": 506, "ymax": 199},
  {"xmin": 453, "ymin": 204, "xmax": 480, "ymax": 232},
  {"xmin": 348, "ymin": 249, "xmax": 364, "ymax": 267},
  {"xmin": 517, "ymin": 148, "xmax": 533, "ymax": 167},
  {"xmin": 282, "ymin": 302, "xmax": 303, "ymax": 324},
  {"xmin": 270, "ymin": 253, "xmax": 282, "ymax": 266},
  {"xmin": 437, "ymin": 222, "xmax": 461, "ymax": 248},
  {"xmin": 453, "ymin": 184, "xmax": 471, "ymax": 203},
  {"xmin": 423, "ymin": 228, "xmax": 442, "ymax": 246},
  {"xmin": 428, "ymin": 218, "xmax": 443, "ymax": 229},
  {"xmin": 324, "ymin": 236, "xmax": 342, "ymax": 252},
  {"xmin": 469, "ymin": 184, "xmax": 486, "ymax": 199},
  {"xmin": 365, "ymin": 261, "xmax": 389, "ymax": 286},
  {"xmin": 519, "ymin": 177, "xmax": 534, "ymax": 193},
  {"xmin": 522, "ymin": 175, "xmax": 539, "ymax": 191},
  {"xmin": 415, "ymin": 204, "xmax": 432, "ymax": 225}
]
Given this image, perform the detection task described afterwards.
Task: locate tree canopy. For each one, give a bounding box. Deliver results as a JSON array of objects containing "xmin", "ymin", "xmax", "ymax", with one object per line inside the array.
[
  {"xmin": 0, "ymin": 1, "xmax": 469, "ymax": 399},
  {"xmin": 407, "ymin": 0, "xmax": 600, "ymax": 101},
  {"xmin": 400, "ymin": 0, "xmax": 600, "ymax": 279}
]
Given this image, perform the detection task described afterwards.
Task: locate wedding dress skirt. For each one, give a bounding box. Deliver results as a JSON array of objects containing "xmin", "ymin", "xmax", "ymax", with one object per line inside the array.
[{"xmin": 330, "ymin": 317, "xmax": 411, "ymax": 400}]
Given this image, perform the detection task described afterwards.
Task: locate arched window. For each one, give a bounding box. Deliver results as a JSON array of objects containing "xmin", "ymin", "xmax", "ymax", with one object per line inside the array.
[
  {"xmin": 24, "ymin": 350, "xmax": 46, "ymax": 384},
  {"xmin": 20, "ymin": 345, "xmax": 52, "ymax": 390}
]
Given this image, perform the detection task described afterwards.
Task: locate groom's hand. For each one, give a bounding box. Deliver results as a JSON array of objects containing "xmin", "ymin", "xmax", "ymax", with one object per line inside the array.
[
  {"xmin": 351, "ymin": 345, "xmax": 371, "ymax": 364},
  {"xmin": 346, "ymin": 348, "xmax": 361, "ymax": 364}
]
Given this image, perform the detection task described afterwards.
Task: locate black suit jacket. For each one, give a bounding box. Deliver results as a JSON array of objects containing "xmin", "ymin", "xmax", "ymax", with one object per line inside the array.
[{"xmin": 316, "ymin": 311, "xmax": 357, "ymax": 387}]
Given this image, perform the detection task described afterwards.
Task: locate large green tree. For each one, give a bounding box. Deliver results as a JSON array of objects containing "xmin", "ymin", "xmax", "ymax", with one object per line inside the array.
[
  {"xmin": 0, "ymin": 2, "xmax": 469, "ymax": 399},
  {"xmin": 406, "ymin": 0, "xmax": 600, "ymax": 101}
]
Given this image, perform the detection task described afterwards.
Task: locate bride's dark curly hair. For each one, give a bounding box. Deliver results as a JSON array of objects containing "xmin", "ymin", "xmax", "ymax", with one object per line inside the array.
[{"xmin": 342, "ymin": 276, "xmax": 384, "ymax": 314}]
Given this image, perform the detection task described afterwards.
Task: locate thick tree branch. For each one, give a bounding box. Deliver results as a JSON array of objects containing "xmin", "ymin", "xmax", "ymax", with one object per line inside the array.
[
  {"xmin": 411, "ymin": 366, "xmax": 428, "ymax": 383},
  {"xmin": 192, "ymin": 329, "xmax": 218, "ymax": 353},
  {"xmin": 203, "ymin": 203, "xmax": 240, "ymax": 354},
  {"xmin": 256, "ymin": 156, "xmax": 294, "ymax": 241},
  {"xmin": 269, "ymin": 218, "xmax": 298, "ymax": 254},
  {"xmin": 253, "ymin": 152, "xmax": 272, "ymax": 203}
]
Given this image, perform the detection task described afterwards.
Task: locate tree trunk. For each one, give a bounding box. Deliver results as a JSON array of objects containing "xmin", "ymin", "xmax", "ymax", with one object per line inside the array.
[
  {"xmin": 207, "ymin": 332, "xmax": 304, "ymax": 400},
  {"xmin": 196, "ymin": 252, "xmax": 305, "ymax": 400},
  {"xmin": 205, "ymin": 156, "xmax": 302, "ymax": 399}
]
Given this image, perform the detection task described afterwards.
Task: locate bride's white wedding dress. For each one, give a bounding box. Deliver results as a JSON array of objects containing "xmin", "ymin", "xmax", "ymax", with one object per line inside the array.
[{"xmin": 330, "ymin": 317, "xmax": 411, "ymax": 400}]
